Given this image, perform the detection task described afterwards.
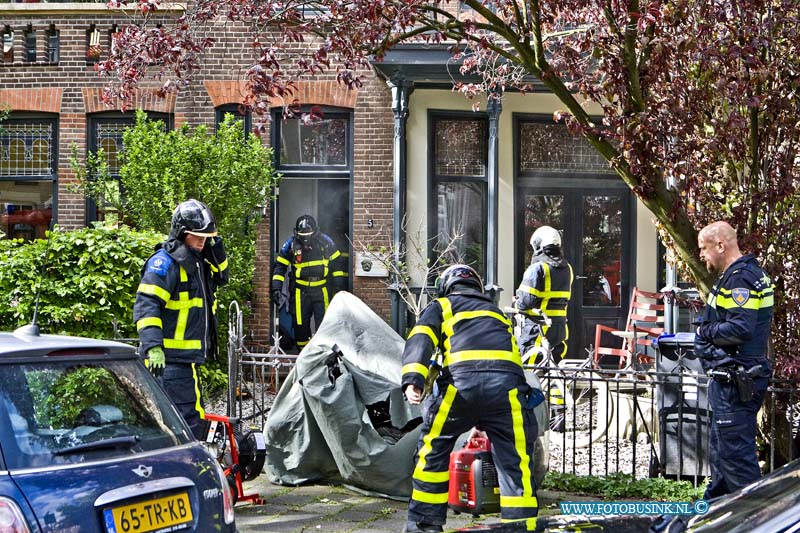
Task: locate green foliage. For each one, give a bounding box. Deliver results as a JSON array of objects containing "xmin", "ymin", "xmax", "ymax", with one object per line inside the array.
[
  {"xmin": 70, "ymin": 111, "xmax": 277, "ymax": 358},
  {"xmin": 542, "ymin": 471, "xmax": 707, "ymax": 502},
  {"xmin": 197, "ymin": 359, "xmax": 229, "ymax": 398},
  {"xmin": 0, "ymin": 225, "xmax": 163, "ymax": 337}
]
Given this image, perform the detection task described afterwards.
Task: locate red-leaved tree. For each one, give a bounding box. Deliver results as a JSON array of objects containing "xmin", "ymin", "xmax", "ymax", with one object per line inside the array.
[{"xmin": 99, "ymin": 0, "xmax": 800, "ymax": 378}]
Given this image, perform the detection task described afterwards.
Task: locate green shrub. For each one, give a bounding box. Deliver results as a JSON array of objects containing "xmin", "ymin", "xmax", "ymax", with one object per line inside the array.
[
  {"xmin": 0, "ymin": 225, "xmax": 163, "ymax": 337},
  {"xmin": 542, "ymin": 471, "xmax": 707, "ymax": 501}
]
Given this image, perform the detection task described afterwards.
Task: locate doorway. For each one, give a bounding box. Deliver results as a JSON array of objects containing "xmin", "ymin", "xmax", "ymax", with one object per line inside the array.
[{"xmin": 515, "ymin": 187, "xmax": 634, "ymax": 359}]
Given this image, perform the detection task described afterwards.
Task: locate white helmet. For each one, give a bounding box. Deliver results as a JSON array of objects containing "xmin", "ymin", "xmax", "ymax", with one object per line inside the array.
[{"xmin": 530, "ymin": 225, "xmax": 561, "ymax": 254}]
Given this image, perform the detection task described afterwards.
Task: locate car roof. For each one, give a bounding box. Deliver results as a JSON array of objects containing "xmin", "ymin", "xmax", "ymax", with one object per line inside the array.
[{"xmin": 0, "ymin": 327, "xmax": 137, "ymax": 361}]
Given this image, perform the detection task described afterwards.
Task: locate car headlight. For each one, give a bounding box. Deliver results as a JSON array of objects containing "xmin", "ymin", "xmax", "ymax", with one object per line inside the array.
[
  {"xmin": 213, "ymin": 462, "xmax": 236, "ymax": 525},
  {"xmin": 0, "ymin": 497, "xmax": 31, "ymax": 533}
]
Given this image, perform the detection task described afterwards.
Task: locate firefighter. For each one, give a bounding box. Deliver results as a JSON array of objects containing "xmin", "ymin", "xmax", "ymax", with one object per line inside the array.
[
  {"xmin": 134, "ymin": 199, "xmax": 228, "ymax": 439},
  {"xmin": 271, "ymin": 214, "xmax": 347, "ymax": 350},
  {"xmin": 402, "ymin": 264, "xmax": 539, "ymax": 533},
  {"xmin": 694, "ymin": 221, "xmax": 774, "ymax": 499},
  {"xmin": 514, "ymin": 225, "xmax": 573, "ymax": 432}
]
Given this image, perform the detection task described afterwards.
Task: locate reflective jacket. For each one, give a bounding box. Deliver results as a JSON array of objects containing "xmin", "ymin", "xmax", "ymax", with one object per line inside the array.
[
  {"xmin": 515, "ymin": 252, "xmax": 573, "ymax": 322},
  {"xmin": 271, "ymin": 233, "xmax": 347, "ymax": 294},
  {"xmin": 697, "ymin": 254, "xmax": 774, "ymax": 367},
  {"xmin": 134, "ymin": 238, "xmax": 228, "ymax": 364},
  {"xmin": 401, "ymin": 290, "xmax": 525, "ymax": 392}
]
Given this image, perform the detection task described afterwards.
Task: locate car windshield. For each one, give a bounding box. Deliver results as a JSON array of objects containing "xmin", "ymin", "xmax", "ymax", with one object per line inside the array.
[{"xmin": 0, "ymin": 359, "xmax": 192, "ymax": 469}]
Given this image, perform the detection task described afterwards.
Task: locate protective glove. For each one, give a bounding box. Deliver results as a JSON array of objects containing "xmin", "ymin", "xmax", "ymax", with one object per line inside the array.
[
  {"xmin": 271, "ymin": 288, "xmax": 282, "ymax": 306},
  {"xmin": 204, "ymin": 236, "xmax": 227, "ymax": 265},
  {"xmin": 147, "ymin": 346, "xmax": 166, "ymax": 378}
]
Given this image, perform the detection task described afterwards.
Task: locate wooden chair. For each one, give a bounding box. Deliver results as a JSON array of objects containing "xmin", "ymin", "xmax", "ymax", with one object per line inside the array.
[{"xmin": 593, "ymin": 287, "xmax": 666, "ymax": 369}]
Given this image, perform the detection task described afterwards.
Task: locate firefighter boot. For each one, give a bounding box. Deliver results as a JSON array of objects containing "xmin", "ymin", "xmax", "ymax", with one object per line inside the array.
[{"xmin": 403, "ymin": 521, "xmax": 444, "ymax": 533}]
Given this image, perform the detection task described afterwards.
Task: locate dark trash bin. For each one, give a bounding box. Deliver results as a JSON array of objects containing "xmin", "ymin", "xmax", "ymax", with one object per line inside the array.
[{"xmin": 654, "ymin": 332, "xmax": 711, "ymax": 480}]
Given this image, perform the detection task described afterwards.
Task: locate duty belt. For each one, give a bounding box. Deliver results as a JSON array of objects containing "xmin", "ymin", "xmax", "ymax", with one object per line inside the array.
[{"xmin": 296, "ymin": 277, "xmax": 326, "ymax": 287}]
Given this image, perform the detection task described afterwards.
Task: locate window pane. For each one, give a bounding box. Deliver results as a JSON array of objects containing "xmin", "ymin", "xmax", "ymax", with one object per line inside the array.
[
  {"xmin": 436, "ymin": 182, "xmax": 485, "ymax": 276},
  {"xmin": 434, "ymin": 119, "xmax": 486, "ymax": 177},
  {"xmin": 519, "ymin": 121, "xmax": 609, "ymax": 173},
  {"xmin": 280, "ymin": 117, "xmax": 348, "ymax": 166},
  {"xmin": 582, "ymin": 195, "xmax": 622, "ymax": 307},
  {"xmin": 0, "ymin": 123, "xmax": 54, "ymax": 177},
  {"xmin": 0, "ymin": 180, "xmax": 53, "ymax": 240}
]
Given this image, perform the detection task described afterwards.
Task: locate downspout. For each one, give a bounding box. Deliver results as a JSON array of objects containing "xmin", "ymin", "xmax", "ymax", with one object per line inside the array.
[
  {"xmin": 485, "ymin": 90, "xmax": 502, "ymax": 302},
  {"xmin": 389, "ymin": 77, "xmax": 413, "ymax": 333}
]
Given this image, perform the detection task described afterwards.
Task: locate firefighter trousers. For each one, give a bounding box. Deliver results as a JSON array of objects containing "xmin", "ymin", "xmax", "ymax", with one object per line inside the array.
[
  {"xmin": 408, "ymin": 371, "xmax": 539, "ymax": 526},
  {"xmin": 292, "ymin": 285, "xmax": 330, "ymax": 348},
  {"xmin": 157, "ymin": 362, "xmax": 206, "ymax": 440}
]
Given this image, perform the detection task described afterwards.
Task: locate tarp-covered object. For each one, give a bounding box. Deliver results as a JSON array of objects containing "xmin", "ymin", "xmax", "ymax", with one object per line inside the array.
[{"xmin": 264, "ymin": 292, "xmax": 422, "ymax": 498}]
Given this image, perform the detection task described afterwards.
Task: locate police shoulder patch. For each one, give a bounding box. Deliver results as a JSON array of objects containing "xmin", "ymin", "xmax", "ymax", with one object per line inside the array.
[
  {"xmin": 145, "ymin": 250, "xmax": 173, "ymax": 277},
  {"xmin": 731, "ymin": 287, "xmax": 750, "ymax": 307}
]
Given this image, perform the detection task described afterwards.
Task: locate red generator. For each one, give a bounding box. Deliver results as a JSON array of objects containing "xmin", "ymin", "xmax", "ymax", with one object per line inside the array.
[{"xmin": 447, "ymin": 436, "xmax": 500, "ymax": 515}]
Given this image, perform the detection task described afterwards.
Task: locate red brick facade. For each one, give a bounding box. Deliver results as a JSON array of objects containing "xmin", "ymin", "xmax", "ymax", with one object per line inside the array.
[{"xmin": 0, "ymin": 4, "xmax": 395, "ymax": 342}]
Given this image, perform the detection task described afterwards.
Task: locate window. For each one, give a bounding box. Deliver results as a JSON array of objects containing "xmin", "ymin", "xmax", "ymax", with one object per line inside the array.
[
  {"xmin": 272, "ymin": 108, "xmax": 352, "ymax": 289},
  {"xmin": 86, "ymin": 112, "xmax": 172, "ymax": 224},
  {"xmin": 215, "ymin": 104, "xmax": 252, "ymax": 139},
  {"xmin": 429, "ymin": 113, "xmax": 488, "ymax": 278},
  {"xmin": 0, "ymin": 116, "xmax": 57, "ymax": 241}
]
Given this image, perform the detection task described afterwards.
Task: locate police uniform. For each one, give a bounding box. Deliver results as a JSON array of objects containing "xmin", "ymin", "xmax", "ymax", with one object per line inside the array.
[
  {"xmin": 695, "ymin": 253, "xmax": 774, "ymax": 499},
  {"xmin": 271, "ymin": 233, "xmax": 347, "ymax": 348},
  {"xmin": 514, "ymin": 251, "xmax": 574, "ymax": 363},
  {"xmin": 134, "ymin": 237, "xmax": 228, "ymax": 439},
  {"xmin": 402, "ymin": 290, "xmax": 539, "ymax": 528}
]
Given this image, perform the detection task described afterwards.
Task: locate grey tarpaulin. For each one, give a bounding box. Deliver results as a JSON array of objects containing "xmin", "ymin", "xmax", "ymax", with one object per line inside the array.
[{"xmin": 264, "ymin": 292, "xmax": 423, "ymax": 499}]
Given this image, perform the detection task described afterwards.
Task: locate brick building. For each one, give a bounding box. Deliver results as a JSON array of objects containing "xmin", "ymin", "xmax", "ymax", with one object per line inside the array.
[{"xmin": 1, "ymin": 2, "xmax": 663, "ymax": 356}]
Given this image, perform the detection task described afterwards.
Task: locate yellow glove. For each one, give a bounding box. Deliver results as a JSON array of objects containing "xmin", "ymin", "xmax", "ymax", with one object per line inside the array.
[{"xmin": 147, "ymin": 346, "xmax": 165, "ymax": 377}]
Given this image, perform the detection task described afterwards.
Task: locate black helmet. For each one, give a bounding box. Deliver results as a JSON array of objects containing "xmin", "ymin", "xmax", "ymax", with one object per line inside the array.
[
  {"xmin": 294, "ymin": 214, "xmax": 319, "ymax": 244},
  {"xmin": 170, "ymin": 199, "xmax": 218, "ymax": 240},
  {"xmin": 436, "ymin": 264, "xmax": 484, "ymax": 297}
]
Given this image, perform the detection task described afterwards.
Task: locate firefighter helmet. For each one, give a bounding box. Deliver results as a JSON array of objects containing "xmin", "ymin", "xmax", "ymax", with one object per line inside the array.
[
  {"xmin": 170, "ymin": 199, "xmax": 218, "ymax": 240},
  {"xmin": 294, "ymin": 214, "xmax": 319, "ymax": 244},
  {"xmin": 530, "ymin": 225, "xmax": 561, "ymax": 255},
  {"xmin": 436, "ymin": 264, "xmax": 484, "ymax": 297}
]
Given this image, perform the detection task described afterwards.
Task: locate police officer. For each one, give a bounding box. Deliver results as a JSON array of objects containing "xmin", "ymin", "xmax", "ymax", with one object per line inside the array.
[
  {"xmin": 271, "ymin": 215, "xmax": 347, "ymax": 350},
  {"xmin": 514, "ymin": 225, "xmax": 574, "ymax": 363},
  {"xmin": 134, "ymin": 199, "xmax": 228, "ymax": 439},
  {"xmin": 694, "ymin": 221, "xmax": 774, "ymax": 499},
  {"xmin": 402, "ymin": 264, "xmax": 538, "ymax": 533}
]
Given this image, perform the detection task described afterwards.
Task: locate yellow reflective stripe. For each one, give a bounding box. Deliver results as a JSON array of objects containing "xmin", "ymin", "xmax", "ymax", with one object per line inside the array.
[
  {"xmin": 442, "ymin": 310, "xmax": 512, "ymax": 337},
  {"xmin": 508, "ymin": 388, "xmax": 534, "ymax": 502},
  {"xmin": 174, "ymin": 288, "xmax": 190, "ymax": 341},
  {"xmin": 332, "ymin": 271, "xmax": 349, "ymax": 277},
  {"xmin": 136, "ymin": 317, "xmax": 162, "ymax": 331},
  {"xmin": 297, "ymin": 339, "xmax": 309, "ymax": 347},
  {"xmin": 295, "ymin": 288, "xmax": 302, "ymax": 324},
  {"xmin": 415, "ymin": 469, "xmax": 450, "ymax": 484},
  {"xmin": 296, "ymin": 259, "xmax": 327, "ymax": 268},
  {"xmin": 273, "ymin": 274, "xmax": 285, "ymax": 282},
  {"xmin": 519, "ymin": 285, "xmax": 569, "ymax": 299},
  {"xmin": 163, "ymin": 338, "xmax": 202, "ymax": 349},
  {"xmin": 217, "ymin": 258, "xmax": 228, "ymax": 271},
  {"xmin": 445, "ymin": 350, "xmax": 522, "ymax": 367},
  {"xmin": 276, "ymin": 256, "xmax": 291, "ymax": 266},
  {"xmin": 323, "ymin": 287, "xmax": 329, "ymax": 309},
  {"xmin": 192, "ymin": 363, "xmax": 205, "ymax": 419},
  {"xmin": 413, "ymin": 385, "xmax": 457, "ymax": 487},
  {"xmin": 543, "ymin": 309, "xmax": 567, "ymax": 317},
  {"xmin": 208, "ymin": 258, "xmax": 228, "ymax": 273},
  {"xmin": 295, "ymin": 278, "xmax": 327, "ymax": 287},
  {"xmin": 715, "ymin": 295, "xmax": 761, "ymax": 310},
  {"xmin": 438, "ymin": 297, "xmax": 454, "ymax": 355},
  {"xmin": 411, "ymin": 489, "xmax": 449, "ymax": 504},
  {"xmin": 179, "ymin": 266, "xmax": 188, "ymax": 283},
  {"xmin": 402, "ymin": 363, "xmax": 430, "ymax": 379},
  {"xmin": 329, "ymin": 250, "xmax": 341, "ymax": 261},
  {"xmin": 543, "ymin": 263, "xmax": 551, "ymax": 292},
  {"xmin": 137, "ymin": 283, "xmax": 171, "ymax": 303},
  {"xmin": 760, "ymin": 294, "xmax": 774, "ymax": 307},
  {"xmin": 165, "ymin": 298, "xmax": 204, "ymax": 310},
  {"xmin": 409, "ymin": 325, "xmax": 439, "ymax": 347}
]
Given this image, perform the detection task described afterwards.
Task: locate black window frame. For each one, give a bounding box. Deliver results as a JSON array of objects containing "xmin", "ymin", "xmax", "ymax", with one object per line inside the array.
[
  {"xmin": 215, "ymin": 104, "xmax": 252, "ymax": 139},
  {"xmin": 427, "ymin": 110, "xmax": 490, "ymax": 281}
]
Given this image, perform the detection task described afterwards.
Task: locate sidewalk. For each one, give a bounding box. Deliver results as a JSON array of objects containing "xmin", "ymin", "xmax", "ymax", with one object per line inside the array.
[{"xmin": 235, "ymin": 477, "xmax": 574, "ymax": 532}]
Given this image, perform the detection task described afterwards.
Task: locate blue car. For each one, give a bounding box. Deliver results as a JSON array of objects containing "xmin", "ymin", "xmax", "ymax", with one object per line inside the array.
[{"xmin": 0, "ymin": 327, "xmax": 236, "ymax": 533}]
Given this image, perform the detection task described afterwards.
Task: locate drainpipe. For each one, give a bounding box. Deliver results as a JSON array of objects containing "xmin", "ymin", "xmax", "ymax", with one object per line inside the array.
[
  {"xmin": 485, "ymin": 90, "xmax": 502, "ymax": 303},
  {"xmin": 389, "ymin": 77, "xmax": 413, "ymax": 333}
]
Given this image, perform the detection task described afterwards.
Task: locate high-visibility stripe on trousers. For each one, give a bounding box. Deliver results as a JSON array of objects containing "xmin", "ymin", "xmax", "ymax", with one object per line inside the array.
[{"xmin": 408, "ymin": 372, "xmax": 539, "ymax": 526}]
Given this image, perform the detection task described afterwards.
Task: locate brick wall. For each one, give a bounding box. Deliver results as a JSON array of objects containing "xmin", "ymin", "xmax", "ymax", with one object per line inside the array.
[{"xmin": 1, "ymin": 5, "xmax": 395, "ymax": 341}]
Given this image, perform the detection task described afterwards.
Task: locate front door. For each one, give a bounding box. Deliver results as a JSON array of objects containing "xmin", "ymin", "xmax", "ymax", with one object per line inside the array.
[{"xmin": 516, "ymin": 188, "xmax": 634, "ymax": 359}]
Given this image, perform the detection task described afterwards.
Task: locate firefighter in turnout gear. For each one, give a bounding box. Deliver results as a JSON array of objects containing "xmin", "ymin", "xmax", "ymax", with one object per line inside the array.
[
  {"xmin": 271, "ymin": 215, "xmax": 348, "ymax": 350},
  {"xmin": 134, "ymin": 199, "xmax": 228, "ymax": 439},
  {"xmin": 694, "ymin": 221, "xmax": 774, "ymax": 500},
  {"xmin": 514, "ymin": 225, "xmax": 573, "ymax": 432},
  {"xmin": 401, "ymin": 264, "xmax": 539, "ymax": 533}
]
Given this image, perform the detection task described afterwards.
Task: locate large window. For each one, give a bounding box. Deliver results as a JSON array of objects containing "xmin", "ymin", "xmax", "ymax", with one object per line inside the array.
[
  {"xmin": 86, "ymin": 112, "xmax": 172, "ymax": 224},
  {"xmin": 0, "ymin": 116, "xmax": 57, "ymax": 240},
  {"xmin": 429, "ymin": 113, "xmax": 488, "ymax": 278},
  {"xmin": 271, "ymin": 108, "xmax": 352, "ymax": 288}
]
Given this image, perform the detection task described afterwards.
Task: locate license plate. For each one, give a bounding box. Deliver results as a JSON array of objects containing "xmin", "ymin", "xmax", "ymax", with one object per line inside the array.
[{"xmin": 103, "ymin": 492, "xmax": 193, "ymax": 533}]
